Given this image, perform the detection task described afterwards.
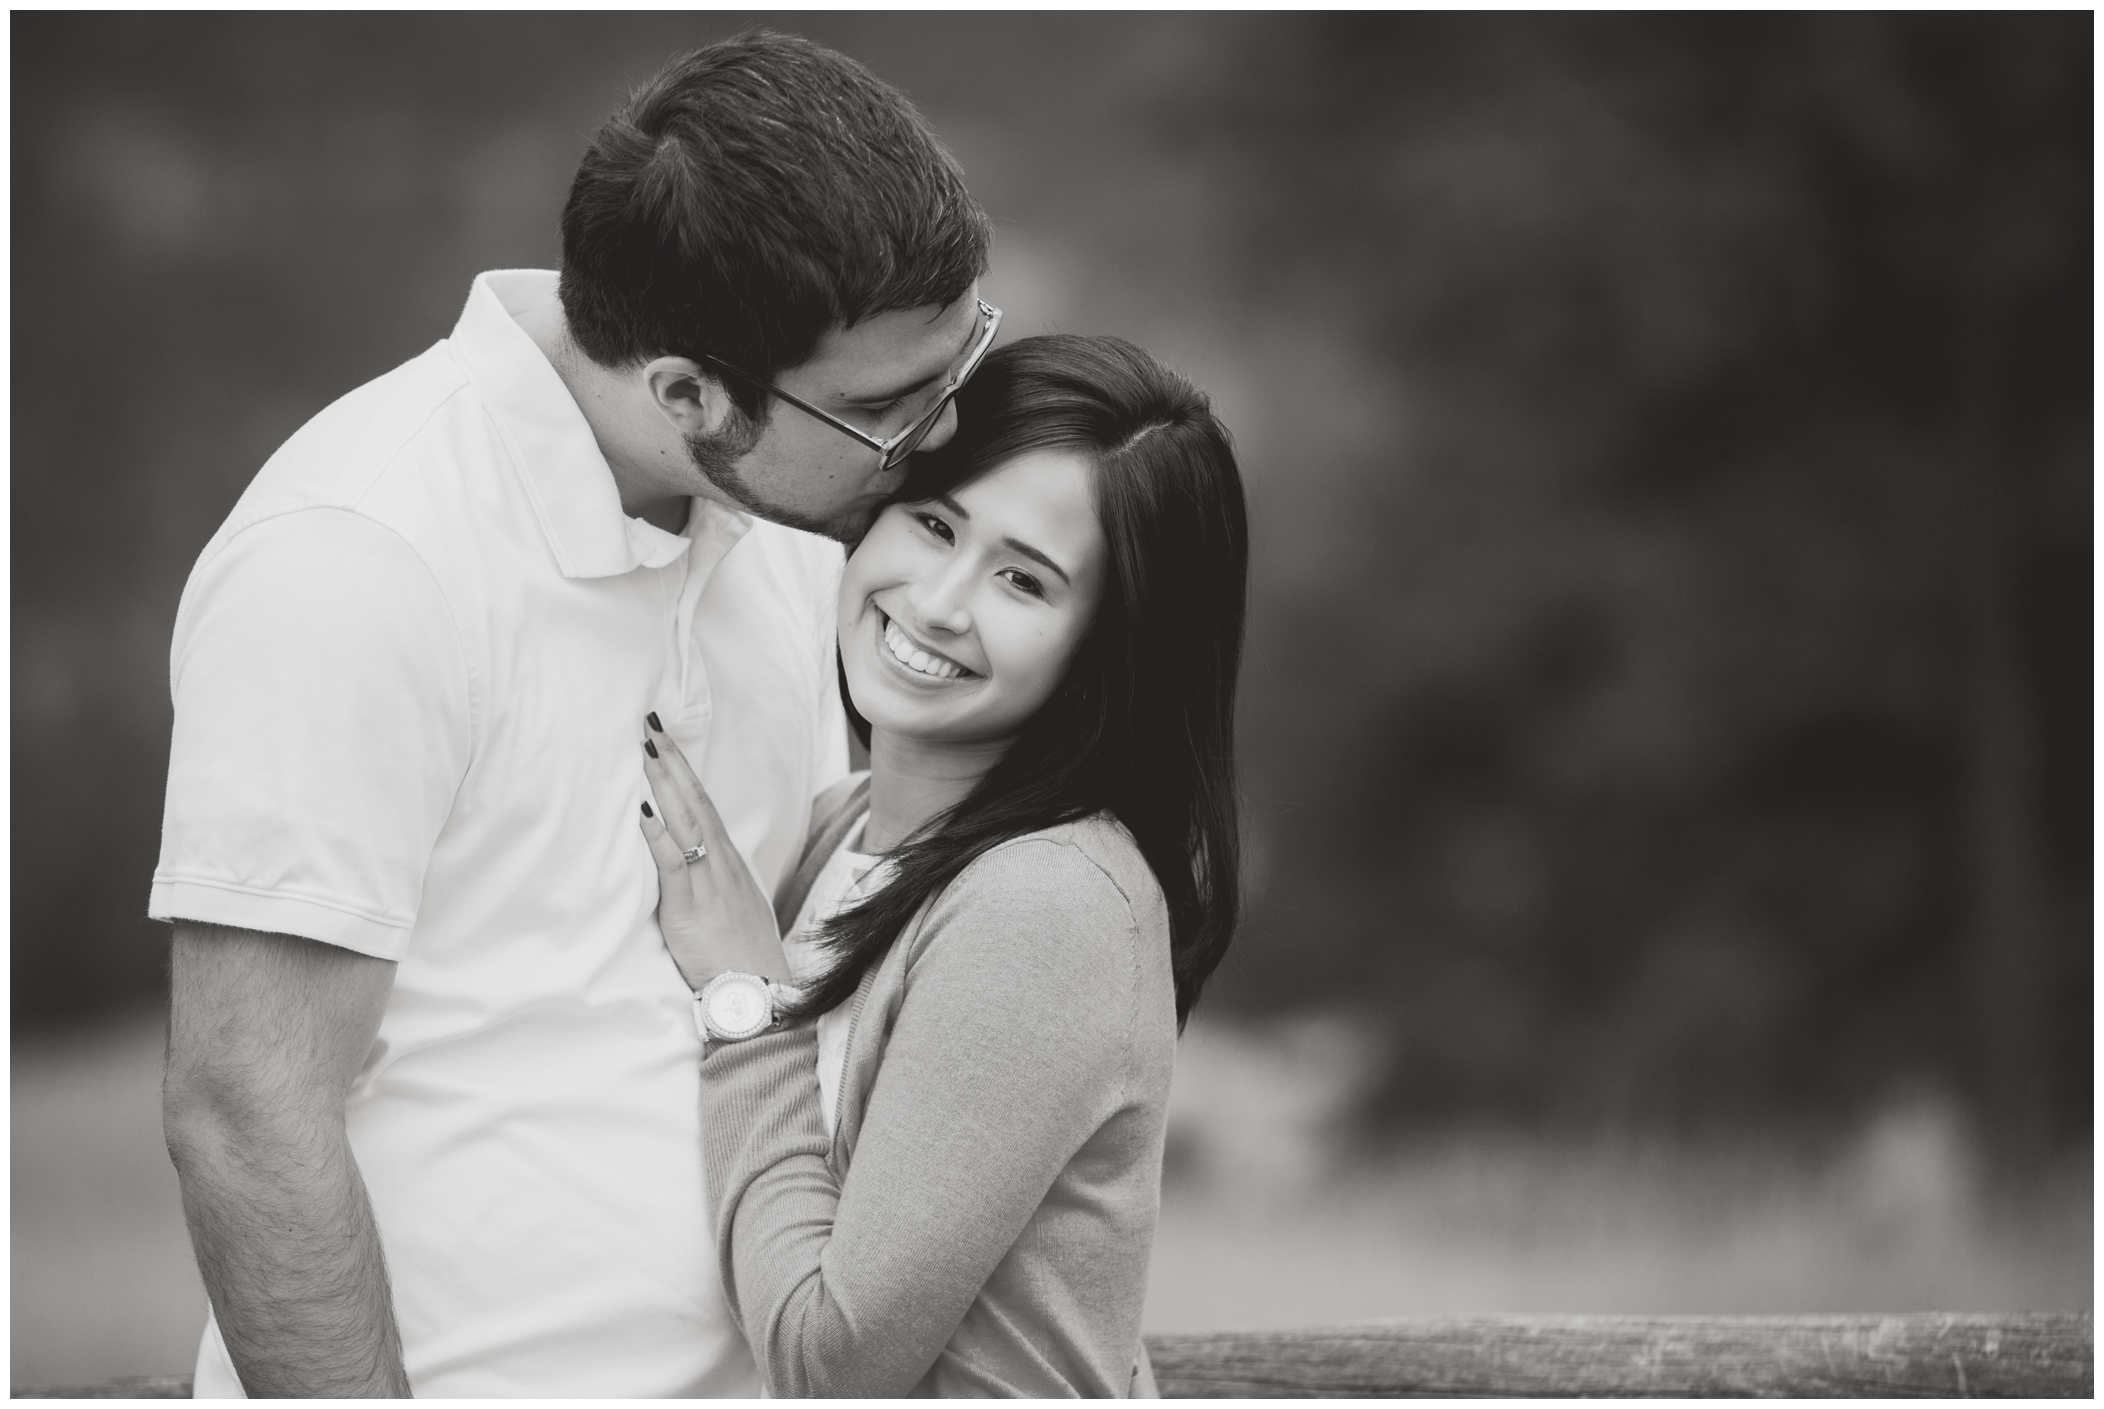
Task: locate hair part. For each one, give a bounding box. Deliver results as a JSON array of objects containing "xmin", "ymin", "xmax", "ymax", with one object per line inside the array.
[
  {"xmin": 558, "ymin": 31, "xmax": 992, "ymax": 414},
  {"xmin": 796, "ymin": 334, "xmax": 1250, "ymax": 1030}
]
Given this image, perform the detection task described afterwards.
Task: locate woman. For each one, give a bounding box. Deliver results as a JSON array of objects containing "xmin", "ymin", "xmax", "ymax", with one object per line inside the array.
[{"xmin": 636, "ymin": 334, "xmax": 1247, "ymax": 1397}]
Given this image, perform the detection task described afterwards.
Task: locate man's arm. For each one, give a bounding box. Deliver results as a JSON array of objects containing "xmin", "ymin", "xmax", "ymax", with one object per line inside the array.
[{"xmin": 163, "ymin": 921, "xmax": 411, "ymax": 1398}]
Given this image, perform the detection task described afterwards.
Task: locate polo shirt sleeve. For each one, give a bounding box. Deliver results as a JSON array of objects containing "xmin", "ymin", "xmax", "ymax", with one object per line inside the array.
[{"xmin": 150, "ymin": 507, "xmax": 471, "ymax": 960}]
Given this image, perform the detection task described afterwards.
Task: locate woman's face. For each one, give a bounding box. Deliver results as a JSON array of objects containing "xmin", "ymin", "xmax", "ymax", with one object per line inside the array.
[{"xmin": 839, "ymin": 448, "xmax": 1108, "ymax": 748}]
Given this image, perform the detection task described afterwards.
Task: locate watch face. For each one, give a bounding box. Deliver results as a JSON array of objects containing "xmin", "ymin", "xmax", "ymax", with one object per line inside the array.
[{"xmin": 705, "ymin": 976, "xmax": 771, "ymax": 1038}]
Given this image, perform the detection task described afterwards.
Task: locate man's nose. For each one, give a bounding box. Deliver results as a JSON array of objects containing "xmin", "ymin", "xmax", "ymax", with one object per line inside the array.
[{"xmin": 914, "ymin": 400, "xmax": 961, "ymax": 456}]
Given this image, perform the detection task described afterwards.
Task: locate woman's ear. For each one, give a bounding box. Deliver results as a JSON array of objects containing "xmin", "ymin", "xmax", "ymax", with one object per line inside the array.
[{"xmin": 642, "ymin": 356, "xmax": 738, "ymax": 438}]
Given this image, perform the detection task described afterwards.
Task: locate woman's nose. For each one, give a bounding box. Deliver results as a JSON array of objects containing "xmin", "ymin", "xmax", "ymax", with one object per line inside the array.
[{"xmin": 908, "ymin": 565, "xmax": 972, "ymax": 634}]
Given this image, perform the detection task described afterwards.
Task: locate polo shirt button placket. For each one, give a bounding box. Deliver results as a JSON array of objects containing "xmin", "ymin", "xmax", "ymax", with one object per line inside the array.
[{"xmin": 676, "ymin": 701, "xmax": 713, "ymax": 762}]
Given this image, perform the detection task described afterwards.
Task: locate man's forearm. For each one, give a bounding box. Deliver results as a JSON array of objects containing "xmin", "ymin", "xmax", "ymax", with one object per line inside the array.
[{"xmin": 170, "ymin": 1109, "xmax": 411, "ymax": 1397}]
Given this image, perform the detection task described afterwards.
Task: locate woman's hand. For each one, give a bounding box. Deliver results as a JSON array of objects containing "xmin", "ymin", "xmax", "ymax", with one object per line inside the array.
[{"xmin": 637, "ymin": 716, "xmax": 792, "ymax": 992}]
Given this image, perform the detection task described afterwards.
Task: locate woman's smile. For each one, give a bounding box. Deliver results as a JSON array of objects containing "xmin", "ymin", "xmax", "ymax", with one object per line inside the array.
[{"xmin": 876, "ymin": 609, "xmax": 977, "ymax": 684}]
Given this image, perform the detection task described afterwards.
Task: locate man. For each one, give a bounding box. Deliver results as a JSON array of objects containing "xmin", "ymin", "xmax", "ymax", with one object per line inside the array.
[{"xmin": 154, "ymin": 33, "xmax": 995, "ymax": 1397}]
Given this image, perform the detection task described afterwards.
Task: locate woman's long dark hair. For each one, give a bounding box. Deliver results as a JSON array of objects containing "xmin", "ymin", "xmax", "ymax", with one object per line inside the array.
[{"xmin": 787, "ymin": 334, "xmax": 1248, "ymax": 1030}]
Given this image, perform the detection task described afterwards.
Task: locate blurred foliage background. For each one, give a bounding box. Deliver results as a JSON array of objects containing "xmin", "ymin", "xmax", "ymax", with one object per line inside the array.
[{"xmin": 12, "ymin": 14, "xmax": 2088, "ymax": 1157}]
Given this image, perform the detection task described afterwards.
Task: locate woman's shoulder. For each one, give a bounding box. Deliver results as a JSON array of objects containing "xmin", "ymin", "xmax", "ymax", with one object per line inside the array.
[
  {"xmin": 903, "ymin": 815, "xmax": 1177, "ymax": 1055},
  {"xmin": 950, "ymin": 813, "xmax": 1166, "ymax": 936}
]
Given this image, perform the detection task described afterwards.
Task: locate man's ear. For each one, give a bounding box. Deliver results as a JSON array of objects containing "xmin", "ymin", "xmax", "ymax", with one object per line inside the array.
[{"xmin": 643, "ymin": 356, "xmax": 735, "ymax": 437}]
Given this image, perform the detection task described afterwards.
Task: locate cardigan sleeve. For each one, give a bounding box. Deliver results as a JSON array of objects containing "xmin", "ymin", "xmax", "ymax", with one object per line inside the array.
[{"xmin": 697, "ymin": 836, "xmax": 1144, "ymax": 1398}]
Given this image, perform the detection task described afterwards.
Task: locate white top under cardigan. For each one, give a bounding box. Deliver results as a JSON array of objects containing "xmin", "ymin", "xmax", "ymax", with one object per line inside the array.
[{"xmin": 779, "ymin": 814, "xmax": 890, "ymax": 1137}]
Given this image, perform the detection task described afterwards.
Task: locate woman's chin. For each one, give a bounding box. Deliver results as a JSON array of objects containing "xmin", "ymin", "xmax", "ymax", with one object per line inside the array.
[
  {"xmin": 855, "ymin": 689, "xmax": 1017, "ymax": 752},
  {"xmin": 859, "ymin": 698, "xmax": 962, "ymax": 744},
  {"xmin": 845, "ymin": 661, "xmax": 950, "ymax": 742}
]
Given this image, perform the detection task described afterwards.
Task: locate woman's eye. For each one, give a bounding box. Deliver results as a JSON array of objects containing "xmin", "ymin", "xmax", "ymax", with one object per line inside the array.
[
  {"xmin": 859, "ymin": 397, "xmax": 905, "ymax": 423},
  {"xmin": 914, "ymin": 513, "xmax": 954, "ymax": 544},
  {"xmin": 999, "ymin": 569, "xmax": 1044, "ymax": 598}
]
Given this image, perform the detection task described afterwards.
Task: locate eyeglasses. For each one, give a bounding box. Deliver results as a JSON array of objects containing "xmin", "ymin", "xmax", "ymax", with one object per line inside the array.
[{"xmin": 703, "ymin": 299, "xmax": 1003, "ymax": 473}]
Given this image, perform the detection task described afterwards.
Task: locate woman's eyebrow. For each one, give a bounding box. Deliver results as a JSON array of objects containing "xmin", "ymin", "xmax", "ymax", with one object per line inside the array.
[
  {"xmin": 1005, "ymin": 538, "xmax": 1072, "ymax": 587},
  {"xmin": 933, "ymin": 494, "xmax": 1071, "ymax": 587}
]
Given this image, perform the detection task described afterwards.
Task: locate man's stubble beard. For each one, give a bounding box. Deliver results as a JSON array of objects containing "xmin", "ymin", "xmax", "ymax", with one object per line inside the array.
[{"xmin": 684, "ymin": 408, "xmax": 875, "ymax": 548}]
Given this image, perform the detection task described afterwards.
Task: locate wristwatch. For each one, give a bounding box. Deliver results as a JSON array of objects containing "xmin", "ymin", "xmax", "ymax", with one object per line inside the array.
[{"xmin": 693, "ymin": 971, "xmax": 797, "ymax": 1044}]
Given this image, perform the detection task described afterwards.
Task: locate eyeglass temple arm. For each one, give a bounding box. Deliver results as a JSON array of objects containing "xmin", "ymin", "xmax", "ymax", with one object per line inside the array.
[
  {"xmin": 698, "ymin": 354, "xmax": 889, "ymax": 454},
  {"xmin": 698, "ymin": 300, "xmax": 1000, "ymax": 456}
]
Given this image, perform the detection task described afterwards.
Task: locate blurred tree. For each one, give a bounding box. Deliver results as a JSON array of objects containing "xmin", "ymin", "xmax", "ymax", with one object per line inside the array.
[
  {"xmin": 1156, "ymin": 13, "xmax": 2090, "ymax": 1157},
  {"xmin": 10, "ymin": 14, "xmax": 2088, "ymax": 1165}
]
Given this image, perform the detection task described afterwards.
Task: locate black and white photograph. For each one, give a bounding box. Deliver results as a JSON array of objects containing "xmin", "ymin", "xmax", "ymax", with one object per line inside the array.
[{"xmin": 11, "ymin": 11, "xmax": 2093, "ymax": 1398}]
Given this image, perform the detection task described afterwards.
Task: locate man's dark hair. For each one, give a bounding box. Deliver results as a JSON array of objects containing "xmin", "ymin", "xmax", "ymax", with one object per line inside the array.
[{"xmin": 558, "ymin": 32, "xmax": 991, "ymax": 409}]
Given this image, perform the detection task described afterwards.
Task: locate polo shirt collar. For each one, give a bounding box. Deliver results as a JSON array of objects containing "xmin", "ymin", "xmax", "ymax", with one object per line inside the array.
[{"xmin": 446, "ymin": 270, "xmax": 752, "ymax": 579}]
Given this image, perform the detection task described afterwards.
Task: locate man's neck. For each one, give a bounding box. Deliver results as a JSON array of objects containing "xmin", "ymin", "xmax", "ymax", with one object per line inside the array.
[
  {"xmin": 512, "ymin": 300, "xmax": 693, "ymax": 533},
  {"xmin": 863, "ymin": 729, "xmax": 1011, "ymax": 853}
]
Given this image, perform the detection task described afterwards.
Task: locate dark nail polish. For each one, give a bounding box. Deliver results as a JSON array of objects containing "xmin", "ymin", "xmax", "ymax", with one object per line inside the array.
[
  {"xmin": 647, "ymin": 712, "xmax": 664, "ymax": 732},
  {"xmin": 641, "ymin": 801, "xmax": 654, "ymax": 818},
  {"xmin": 644, "ymin": 738, "xmax": 659, "ymax": 758}
]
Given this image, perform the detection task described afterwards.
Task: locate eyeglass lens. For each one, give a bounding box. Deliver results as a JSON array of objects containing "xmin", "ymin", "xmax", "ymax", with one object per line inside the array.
[
  {"xmin": 881, "ymin": 305, "xmax": 998, "ymax": 470},
  {"xmin": 886, "ymin": 399, "xmax": 952, "ymax": 468}
]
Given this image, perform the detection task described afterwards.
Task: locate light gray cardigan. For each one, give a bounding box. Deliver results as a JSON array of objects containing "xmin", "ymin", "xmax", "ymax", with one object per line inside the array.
[{"xmin": 697, "ymin": 781, "xmax": 1176, "ymax": 1397}]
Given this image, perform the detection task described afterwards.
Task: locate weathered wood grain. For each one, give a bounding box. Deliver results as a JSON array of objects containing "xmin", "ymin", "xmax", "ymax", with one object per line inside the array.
[
  {"xmin": 12, "ymin": 1374, "xmax": 193, "ymax": 1398},
  {"xmin": 12, "ymin": 1314, "xmax": 2091, "ymax": 1398},
  {"xmin": 1143, "ymin": 1313, "xmax": 2093, "ymax": 1398}
]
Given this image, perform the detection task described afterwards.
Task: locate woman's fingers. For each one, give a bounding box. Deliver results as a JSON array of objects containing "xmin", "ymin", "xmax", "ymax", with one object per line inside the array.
[
  {"xmin": 641, "ymin": 740, "xmax": 707, "ymax": 852},
  {"xmin": 637, "ymin": 802, "xmax": 690, "ymax": 878},
  {"xmin": 644, "ymin": 716, "xmax": 731, "ymax": 849}
]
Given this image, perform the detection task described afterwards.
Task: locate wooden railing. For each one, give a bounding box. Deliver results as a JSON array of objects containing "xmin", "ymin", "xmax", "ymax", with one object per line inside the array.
[
  {"xmin": 15, "ymin": 1312, "xmax": 2091, "ymax": 1398},
  {"xmin": 1145, "ymin": 1313, "xmax": 2091, "ymax": 1397}
]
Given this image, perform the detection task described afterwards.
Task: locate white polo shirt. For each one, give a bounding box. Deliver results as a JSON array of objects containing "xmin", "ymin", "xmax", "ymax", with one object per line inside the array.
[{"xmin": 152, "ymin": 270, "xmax": 849, "ymax": 1397}]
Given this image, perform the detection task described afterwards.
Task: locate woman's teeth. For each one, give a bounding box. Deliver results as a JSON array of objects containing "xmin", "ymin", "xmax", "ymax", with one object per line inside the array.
[{"xmin": 884, "ymin": 618, "xmax": 968, "ymax": 680}]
